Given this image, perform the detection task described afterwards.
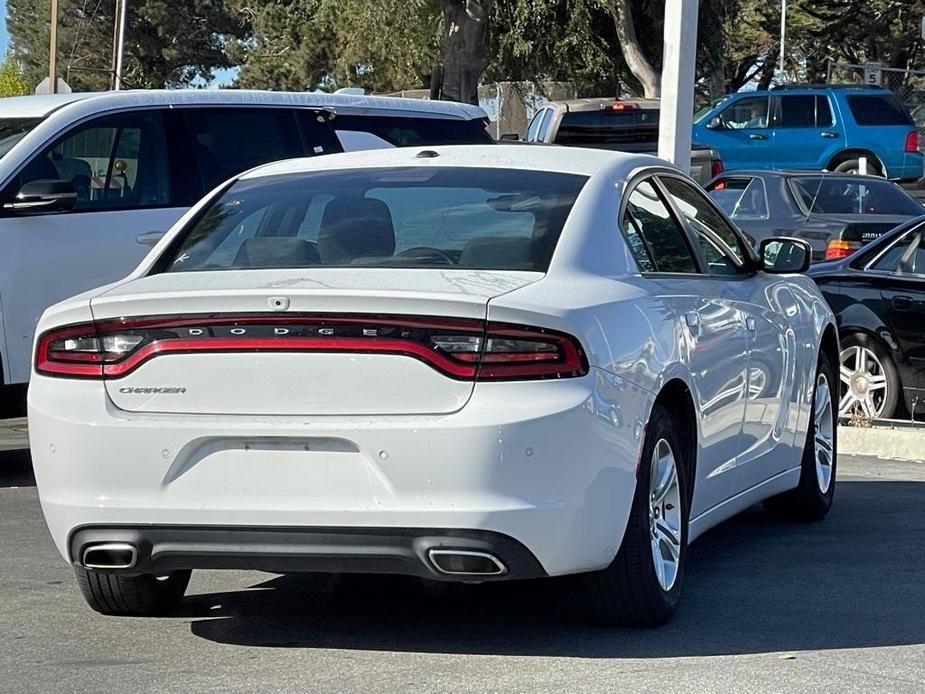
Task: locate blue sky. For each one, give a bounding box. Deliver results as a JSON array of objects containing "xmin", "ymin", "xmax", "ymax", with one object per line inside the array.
[
  {"xmin": 0, "ymin": 0, "xmax": 9, "ymax": 56},
  {"xmin": 0, "ymin": 0, "xmax": 235, "ymax": 86}
]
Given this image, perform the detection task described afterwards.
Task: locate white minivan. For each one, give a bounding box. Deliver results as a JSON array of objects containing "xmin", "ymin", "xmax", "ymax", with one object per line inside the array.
[{"xmin": 0, "ymin": 90, "xmax": 491, "ymax": 386}]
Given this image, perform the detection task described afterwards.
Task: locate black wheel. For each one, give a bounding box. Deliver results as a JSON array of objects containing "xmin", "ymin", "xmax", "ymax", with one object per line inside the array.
[
  {"xmin": 75, "ymin": 568, "xmax": 191, "ymax": 616},
  {"xmin": 837, "ymin": 333, "xmax": 900, "ymax": 420},
  {"xmin": 832, "ymin": 156, "xmax": 883, "ymax": 177},
  {"xmin": 765, "ymin": 353, "xmax": 837, "ymax": 522},
  {"xmin": 584, "ymin": 402, "xmax": 689, "ymax": 627}
]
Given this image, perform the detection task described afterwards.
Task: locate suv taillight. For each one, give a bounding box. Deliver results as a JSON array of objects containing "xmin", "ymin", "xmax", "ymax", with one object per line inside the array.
[
  {"xmin": 35, "ymin": 315, "xmax": 589, "ymax": 382},
  {"xmin": 905, "ymin": 130, "xmax": 920, "ymax": 153}
]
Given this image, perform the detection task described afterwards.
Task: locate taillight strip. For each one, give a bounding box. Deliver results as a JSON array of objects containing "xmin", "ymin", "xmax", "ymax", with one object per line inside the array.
[
  {"xmin": 35, "ymin": 314, "xmax": 589, "ymax": 382},
  {"xmin": 101, "ymin": 337, "xmax": 478, "ymax": 379}
]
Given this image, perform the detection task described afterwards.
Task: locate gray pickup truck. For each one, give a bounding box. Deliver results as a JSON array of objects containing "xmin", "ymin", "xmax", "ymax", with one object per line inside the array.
[{"xmin": 517, "ymin": 97, "xmax": 723, "ymax": 185}]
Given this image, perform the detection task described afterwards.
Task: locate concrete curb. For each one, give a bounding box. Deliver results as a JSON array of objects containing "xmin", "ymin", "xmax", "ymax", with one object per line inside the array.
[{"xmin": 838, "ymin": 423, "xmax": 925, "ymax": 461}]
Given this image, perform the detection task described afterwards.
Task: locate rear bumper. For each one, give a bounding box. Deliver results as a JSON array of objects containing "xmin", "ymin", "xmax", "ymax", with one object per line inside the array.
[
  {"xmin": 68, "ymin": 525, "xmax": 547, "ymax": 581},
  {"xmin": 29, "ymin": 371, "xmax": 650, "ymax": 578}
]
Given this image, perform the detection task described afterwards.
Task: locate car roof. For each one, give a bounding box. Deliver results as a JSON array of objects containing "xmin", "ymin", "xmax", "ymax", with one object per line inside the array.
[
  {"xmin": 0, "ymin": 89, "xmax": 488, "ymax": 121},
  {"xmin": 239, "ymin": 144, "xmax": 661, "ymax": 179},
  {"xmin": 724, "ymin": 85, "xmax": 889, "ymax": 98}
]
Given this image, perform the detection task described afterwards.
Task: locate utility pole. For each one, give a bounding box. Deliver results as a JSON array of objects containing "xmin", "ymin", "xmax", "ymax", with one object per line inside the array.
[
  {"xmin": 113, "ymin": 0, "xmax": 127, "ymax": 90},
  {"xmin": 778, "ymin": 0, "xmax": 787, "ymax": 83},
  {"xmin": 658, "ymin": 0, "xmax": 698, "ymax": 172},
  {"xmin": 49, "ymin": 0, "xmax": 59, "ymax": 93}
]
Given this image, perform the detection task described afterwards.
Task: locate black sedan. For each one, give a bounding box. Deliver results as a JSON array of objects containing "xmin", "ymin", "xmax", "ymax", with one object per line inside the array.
[
  {"xmin": 808, "ymin": 216, "xmax": 925, "ymax": 419},
  {"xmin": 707, "ymin": 170, "xmax": 924, "ymax": 261}
]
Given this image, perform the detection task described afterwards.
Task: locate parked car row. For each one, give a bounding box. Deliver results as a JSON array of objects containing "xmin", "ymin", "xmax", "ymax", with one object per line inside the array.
[{"xmin": 4, "ymin": 85, "xmax": 922, "ymax": 631}]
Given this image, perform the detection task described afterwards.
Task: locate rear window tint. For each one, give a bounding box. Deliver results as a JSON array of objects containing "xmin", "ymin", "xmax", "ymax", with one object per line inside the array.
[
  {"xmin": 161, "ymin": 167, "xmax": 586, "ymax": 273},
  {"xmin": 846, "ymin": 94, "xmax": 914, "ymax": 126},
  {"xmin": 330, "ymin": 116, "xmax": 492, "ymax": 146},
  {"xmin": 555, "ymin": 108, "xmax": 659, "ymax": 145},
  {"xmin": 789, "ymin": 176, "xmax": 923, "ymax": 215}
]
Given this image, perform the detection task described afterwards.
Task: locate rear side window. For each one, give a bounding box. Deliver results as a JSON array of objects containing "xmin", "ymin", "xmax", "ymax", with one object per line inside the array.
[
  {"xmin": 777, "ymin": 95, "xmax": 833, "ymax": 128},
  {"xmin": 846, "ymin": 94, "xmax": 914, "ymax": 126},
  {"xmin": 331, "ymin": 115, "xmax": 491, "ymax": 147},
  {"xmin": 621, "ymin": 180, "xmax": 698, "ymax": 274},
  {"xmin": 183, "ymin": 108, "xmax": 304, "ymax": 191},
  {"xmin": 789, "ymin": 177, "xmax": 923, "ymax": 215},
  {"xmin": 160, "ymin": 167, "xmax": 586, "ymax": 273},
  {"xmin": 555, "ymin": 108, "xmax": 659, "ymax": 145},
  {"xmin": 660, "ymin": 176, "xmax": 749, "ymax": 275},
  {"xmin": 707, "ymin": 177, "xmax": 769, "ymax": 220}
]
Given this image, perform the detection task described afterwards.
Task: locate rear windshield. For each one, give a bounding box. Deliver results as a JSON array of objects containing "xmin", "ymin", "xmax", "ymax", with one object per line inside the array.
[
  {"xmin": 789, "ymin": 176, "xmax": 923, "ymax": 215},
  {"xmin": 555, "ymin": 108, "xmax": 659, "ymax": 145},
  {"xmin": 161, "ymin": 167, "xmax": 587, "ymax": 273},
  {"xmin": 846, "ymin": 94, "xmax": 914, "ymax": 126},
  {"xmin": 0, "ymin": 118, "xmax": 42, "ymax": 158}
]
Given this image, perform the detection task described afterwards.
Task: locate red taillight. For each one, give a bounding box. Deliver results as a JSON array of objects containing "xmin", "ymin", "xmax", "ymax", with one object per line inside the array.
[
  {"xmin": 905, "ymin": 130, "xmax": 919, "ymax": 153},
  {"xmin": 824, "ymin": 239, "xmax": 860, "ymax": 260},
  {"xmin": 601, "ymin": 101, "xmax": 637, "ymax": 112},
  {"xmin": 35, "ymin": 315, "xmax": 588, "ymax": 382},
  {"xmin": 711, "ymin": 158, "xmax": 724, "ymax": 178}
]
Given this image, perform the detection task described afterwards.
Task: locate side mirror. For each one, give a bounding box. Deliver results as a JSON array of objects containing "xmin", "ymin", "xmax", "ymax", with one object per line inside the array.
[
  {"xmin": 499, "ymin": 133, "xmax": 520, "ymax": 141},
  {"xmin": 705, "ymin": 116, "xmax": 723, "ymax": 130},
  {"xmin": 760, "ymin": 237, "xmax": 812, "ymax": 273},
  {"xmin": 4, "ymin": 179, "xmax": 77, "ymax": 214}
]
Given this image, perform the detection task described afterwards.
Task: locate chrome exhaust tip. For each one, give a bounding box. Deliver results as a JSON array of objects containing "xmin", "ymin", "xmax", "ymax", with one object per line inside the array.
[
  {"xmin": 428, "ymin": 549, "xmax": 506, "ymax": 576},
  {"xmin": 81, "ymin": 542, "xmax": 138, "ymax": 570}
]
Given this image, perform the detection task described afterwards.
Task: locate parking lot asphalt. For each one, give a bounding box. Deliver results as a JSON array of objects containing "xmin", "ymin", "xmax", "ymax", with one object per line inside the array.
[{"xmin": 2, "ymin": 450, "xmax": 924, "ymax": 694}]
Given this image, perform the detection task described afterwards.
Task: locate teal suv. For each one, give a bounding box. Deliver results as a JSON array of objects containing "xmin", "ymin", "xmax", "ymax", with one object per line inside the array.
[{"xmin": 693, "ymin": 85, "xmax": 923, "ymax": 182}]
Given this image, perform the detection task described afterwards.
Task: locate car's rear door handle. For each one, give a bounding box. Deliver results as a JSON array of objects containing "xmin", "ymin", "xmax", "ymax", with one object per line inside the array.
[
  {"xmin": 749, "ymin": 133, "xmax": 768, "ymax": 140},
  {"xmin": 684, "ymin": 311, "xmax": 701, "ymax": 336},
  {"xmin": 135, "ymin": 231, "xmax": 165, "ymax": 247},
  {"xmin": 820, "ymin": 131, "xmax": 839, "ymax": 139},
  {"xmin": 745, "ymin": 316, "xmax": 757, "ymax": 332},
  {"xmin": 892, "ymin": 295, "xmax": 914, "ymax": 311}
]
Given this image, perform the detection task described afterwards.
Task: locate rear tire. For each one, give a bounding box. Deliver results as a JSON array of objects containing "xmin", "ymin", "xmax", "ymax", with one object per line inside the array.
[
  {"xmin": 765, "ymin": 353, "xmax": 837, "ymax": 522},
  {"xmin": 832, "ymin": 155, "xmax": 884, "ymax": 177},
  {"xmin": 75, "ymin": 568, "xmax": 191, "ymax": 616},
  {"xmin": 837, "ymin": 333, "xmax": 900, "ymax": 420},
  {"xmin": 584, "ymin": 402, "xmax": 689, "ymax": 627}
]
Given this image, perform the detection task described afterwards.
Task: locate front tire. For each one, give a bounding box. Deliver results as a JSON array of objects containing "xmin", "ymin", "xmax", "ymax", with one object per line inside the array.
[
  {"xmin": 75, "ymin": 568, "xmax": 191, "ymax": 616},
  {"xmin": 838, "ymin": 333, "xmax": 900, "ymax": 419},
  {"xmin": 765, "ymin": 354, "xmax": 837, "ymax": 521},
  {"xmin": 585, "ymin": 402, "xmax": 689, "ymax": 627}
]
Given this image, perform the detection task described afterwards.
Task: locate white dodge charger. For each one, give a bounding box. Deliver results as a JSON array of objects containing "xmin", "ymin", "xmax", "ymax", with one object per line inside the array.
[{"xmin": 29, "ymin": 145, "xmax": 838, "ymax": 626}]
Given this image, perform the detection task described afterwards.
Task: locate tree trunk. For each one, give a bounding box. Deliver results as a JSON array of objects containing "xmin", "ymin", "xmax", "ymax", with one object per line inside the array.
[
  {"xmin": 603, "ymin": 0, "xmax": 661, "ymax": 98},
  {"xmin": 440, "ymin": 0, "xmax": 491, "ymax": 105}
]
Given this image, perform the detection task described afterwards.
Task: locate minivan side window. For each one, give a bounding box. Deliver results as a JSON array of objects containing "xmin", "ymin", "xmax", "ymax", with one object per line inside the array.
[
  {"xmin": 4, "ymin": 110, "xmax": 170, "ymax": 212},
  {"xmin": 620, "ymin": 179, "xmax": 699, "ymax": 274},
  {"xmin": 183, "ymin": 108, "xmax": 304, "ymax": 192}
]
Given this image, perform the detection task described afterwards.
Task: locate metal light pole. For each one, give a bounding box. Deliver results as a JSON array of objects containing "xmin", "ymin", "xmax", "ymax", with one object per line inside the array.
[
  {"xmin": 114, "ymin": 0, "xmax": 127, "ymax": 90},
  {"xmin": 658, "ymin": 0, "xmax": 699, "ymax": 172},
  {"xmin": 49, "ymin": 0, "xmax": 59, "ymax": 93},
  {"xmin": 778, "ymin": 0, "xmax": 787, "ymax": 83}
]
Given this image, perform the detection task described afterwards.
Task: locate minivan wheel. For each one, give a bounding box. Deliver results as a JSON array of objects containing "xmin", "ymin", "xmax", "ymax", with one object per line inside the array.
[
  {"xmin": 765, "ymin": 354, "xmax": 837, "ymax": 522},
  {"xmin": 585, "ymin": 402, "xmax": 689, "ymax": 627},
  {"xmin": 75, "ymin": 567, "xmax": 191, "ymax": 616}
]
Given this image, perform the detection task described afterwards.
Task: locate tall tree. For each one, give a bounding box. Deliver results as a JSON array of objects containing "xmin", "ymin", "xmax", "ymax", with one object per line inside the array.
[
  {"xmin": 0, "ymin": 55, "xmax": 31, "ymax": 96},
  {"xmin": 7, "ymin": 0, "xmax": 247, "ymax": 91}
]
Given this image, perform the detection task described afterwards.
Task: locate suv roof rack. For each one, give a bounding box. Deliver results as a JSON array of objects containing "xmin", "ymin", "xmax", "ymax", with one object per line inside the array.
[{"xmin": 770, "ymin": 83, "xmax": 885, "ymax": 91}]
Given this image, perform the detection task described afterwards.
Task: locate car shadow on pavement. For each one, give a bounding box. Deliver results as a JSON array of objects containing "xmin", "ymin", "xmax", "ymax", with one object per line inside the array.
[
  {"xmin": 0, "ymin": 451, "xmax": 35, "ymax": 488},
  {"xmin": 187, "ymin": 479, "xmax": 925, "ymax": 658}
]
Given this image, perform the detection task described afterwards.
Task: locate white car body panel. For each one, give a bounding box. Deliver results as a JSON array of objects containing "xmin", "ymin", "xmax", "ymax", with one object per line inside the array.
[
  {"xmin": 0, "ymin": 90, "xmax": 489, "ymax": 385},
  {"xmin": 28, "ymin": 145, "xmax": 837, "ymax": 580}
]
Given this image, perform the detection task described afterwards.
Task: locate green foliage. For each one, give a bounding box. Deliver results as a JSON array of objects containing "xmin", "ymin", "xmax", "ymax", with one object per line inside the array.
[
  {"xmin": 0, "ymin": 55, "xmax": 31, "ymax": 96},
  {"xmin": 7, "ymin": 0, "xmax": 247, "ymax": 91}
]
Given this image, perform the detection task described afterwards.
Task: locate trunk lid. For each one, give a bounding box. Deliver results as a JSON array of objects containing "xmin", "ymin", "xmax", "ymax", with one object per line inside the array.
[{"xmin": 90, "ymin": 269, "xmax": 540, "ymax": 416}]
